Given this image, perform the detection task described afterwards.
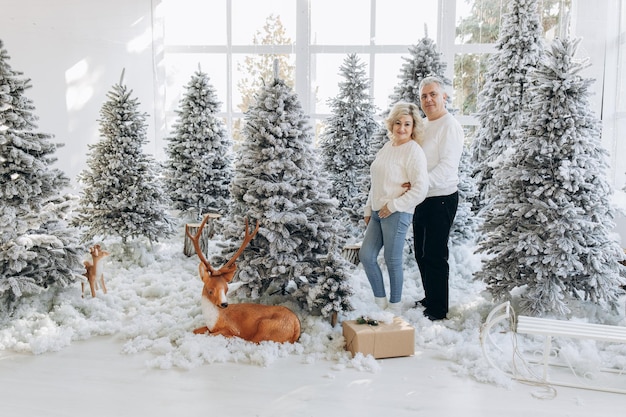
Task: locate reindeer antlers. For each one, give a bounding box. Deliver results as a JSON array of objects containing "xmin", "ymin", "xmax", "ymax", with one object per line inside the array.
[
  {"xmin": 222, "ymin": 218, "xmax": 260, "ymax": 270},
  {"xmin": 186, "ymin": 214, "xmax": 216, "ymax": 274},
  {"xmin": 186, "ymin": 216, "xmax": 260, "ymax": 274}
]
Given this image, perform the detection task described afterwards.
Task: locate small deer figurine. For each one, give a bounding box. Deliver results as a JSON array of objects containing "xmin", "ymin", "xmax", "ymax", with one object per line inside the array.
[
  {"xmin": 82, "ymin": 244, "xmax": 110, "ymax": 298},
  {"xmin": 187, "ymin": 215, "xmax": 301, "ymax": 343}
]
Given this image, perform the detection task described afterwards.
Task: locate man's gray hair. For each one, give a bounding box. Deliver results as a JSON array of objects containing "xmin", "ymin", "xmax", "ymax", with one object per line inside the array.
[{"xmin": 419, "ymin": 75, "xmax": 448, "ymax": 95}]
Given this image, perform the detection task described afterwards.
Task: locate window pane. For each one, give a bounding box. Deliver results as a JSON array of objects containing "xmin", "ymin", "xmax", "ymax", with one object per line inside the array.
[
  {"xmin": 232, "ymin": 117, "xmax": 245, "ymax": 149},
  {"xmin": 456, "ymin": 0, "xmax": 572, "ymax": 44},
  {"xmin": 164, "ymin": 54, "xmax": 227, "ymax": 113},
  {"xmin": 373, "ymin": 54, "xmax": 406, "ymax": 112},
  {"xmin": 232, "ymin": 53, "xmax": 296, "ymax": 113},
  {"xmin": 163, "ymin": 0, "xmax": 226, "ymax": 45},
  {"xmin": 311, "ymin": 0, "xmax": 370, "ymax": 45},
  {"xmin": 311, "ymin": 119, "xmax": 325, "ymax": 147},
  {"xmin": 455, "ymin": 0, "xmax": 503, "ymax": 44},
  {"xmin": 312, "ymin": 53, "xmax": 371, "ymax": 115},
  {"xmin": 540, "ymin": 0, "xmax": 572, "ymax": 40},
  {"xmin": 453, "ymin": 53, "xmax": 489, "ymax": 116},
  {"xmin": 376, "ymin": 0, "xmax": 438, "ymax": 44},
  {"xmin": 232, "ymin": 0, "xmax": 295, "ymax": 45}
]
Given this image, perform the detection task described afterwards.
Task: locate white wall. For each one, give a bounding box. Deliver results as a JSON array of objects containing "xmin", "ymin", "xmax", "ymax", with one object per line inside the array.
[
  {"xmin": 572, "ymin": 0, "xmax": 624, "ymax": 190},
  {"xmin": 1, "ymin": 0, "xmax": 159, "ymax": 192}
]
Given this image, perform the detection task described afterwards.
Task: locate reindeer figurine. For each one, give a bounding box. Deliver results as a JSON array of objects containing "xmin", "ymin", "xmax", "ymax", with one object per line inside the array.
[
  {"xmin": 82, "ymin": 244, "xmax": 110, "ymax": 298},
  {"xmin": 187, "ymin": 215, "xmax": 301, "ymax": 343}
]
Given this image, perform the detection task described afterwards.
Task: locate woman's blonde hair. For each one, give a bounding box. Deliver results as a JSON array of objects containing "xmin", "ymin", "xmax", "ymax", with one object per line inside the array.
[{"xmin": 385, "ymin": 101, "xmax": 425, "ymax": 145}]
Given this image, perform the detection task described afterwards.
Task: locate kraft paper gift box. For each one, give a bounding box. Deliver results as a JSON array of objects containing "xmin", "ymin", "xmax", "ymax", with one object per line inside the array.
[{"xmin": 342, "ymin": 316, "xmax": 415, "ymax": 359}]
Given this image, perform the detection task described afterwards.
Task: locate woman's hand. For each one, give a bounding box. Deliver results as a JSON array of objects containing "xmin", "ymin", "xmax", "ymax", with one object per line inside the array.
[
  {"xmin": 378, "ymin": 204, "xmax": 391, "ymax": 218},
  {"xmin": 364, "ymin": 216, "xmax": 371, "ymax": 226}
]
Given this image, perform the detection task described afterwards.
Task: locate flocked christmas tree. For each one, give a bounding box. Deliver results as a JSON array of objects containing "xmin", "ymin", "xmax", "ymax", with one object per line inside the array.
[
  {"xmin": 370, "ymin": 28, "xmax": 452, "ymax": 158},
  {"xmin": 320, "ymin": 53, "xmax": 379, "ymax": 239},
  {"xmin": 73, "ymin": 70, "xmax": 174, "ymax": 244},
  {"xmin": 447, "ymin": 145, "xmax": 481, "ymax": 284},
  {"xmin": 220, "ymin": 63, "xmax": 352, "ymax": 315},
  {"xmin": 309, "ymin": 237, "xmax": 354, "ymax": 320},
  {"xmin": 470, "ymin": 0, "xmax": 544, "ymax": 211},
  {"xmin": 0, "ymin": 40, "xmax": 83, "ymax": 313},
  {"xmin": 475, "ymin": 37, "xmax": 626, "ymax": 316},
  {"xmin": 388, "ymin": 26, "xmax": 452, "ymax": 115},
  {"xmin": 449, "ymin": 146, "xmax": 479, "ymax": 248},
  {"xmin": 163, "ymin": 68, "xmax": 233, "ymax": 219}
]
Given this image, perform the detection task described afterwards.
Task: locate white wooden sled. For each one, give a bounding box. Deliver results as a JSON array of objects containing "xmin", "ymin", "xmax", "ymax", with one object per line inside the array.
[{"xmin": 480, "ymin": 301, "xmax": 626, "ymax": 395}]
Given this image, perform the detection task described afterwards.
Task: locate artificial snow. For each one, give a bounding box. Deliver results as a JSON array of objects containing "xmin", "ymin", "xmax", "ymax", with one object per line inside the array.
[{"xmin": 1, "ymin": 224, "xmax": 624, "ymax": 394}]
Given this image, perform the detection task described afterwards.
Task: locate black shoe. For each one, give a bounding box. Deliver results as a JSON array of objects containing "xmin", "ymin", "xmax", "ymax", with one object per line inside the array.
[
  {"xmin": 423, "ymin": 309, "xmax": 446, "ymax": 321},
  {"xmin": 414, "ymin": 298, "xmax": 428, "ymax": 309},
  {"xmin": 425, "ymin": 313, "xmax": 445, "ymax": 321}
]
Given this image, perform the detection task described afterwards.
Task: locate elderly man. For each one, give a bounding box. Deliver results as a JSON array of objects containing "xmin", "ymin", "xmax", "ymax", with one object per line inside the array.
[{"xmin": 412, "ymin": 76, "xmax": 464, "ymax": 321}]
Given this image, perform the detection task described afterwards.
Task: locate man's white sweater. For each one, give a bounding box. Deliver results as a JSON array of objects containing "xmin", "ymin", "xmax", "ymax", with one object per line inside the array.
[{"xmin": 421, "ymin": 113, "xmax": 464, "ymax": 197}]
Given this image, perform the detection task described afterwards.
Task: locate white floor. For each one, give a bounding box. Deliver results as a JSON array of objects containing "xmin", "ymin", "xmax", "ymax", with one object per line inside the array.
[{"xmin": 1, "ymin": 336, "xmax": 623, "ymax": 417}]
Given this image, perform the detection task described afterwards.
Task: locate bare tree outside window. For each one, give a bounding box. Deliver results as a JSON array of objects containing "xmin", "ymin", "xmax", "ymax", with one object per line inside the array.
[
  {"xmin": 454, "ymin": 0, "xmax": 571, "ymax": 122},
  {"xmin": 233, "ymin": 14, "xmax": 295, "ymax": 144}
]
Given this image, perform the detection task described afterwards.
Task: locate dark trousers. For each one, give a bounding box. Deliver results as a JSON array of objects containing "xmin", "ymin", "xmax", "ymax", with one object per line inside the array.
[{"xmin": 412, "ymin": 192, "xmax": 458, "ymax": 319}]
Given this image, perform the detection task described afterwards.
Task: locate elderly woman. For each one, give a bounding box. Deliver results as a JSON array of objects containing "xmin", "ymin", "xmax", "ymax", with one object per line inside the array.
[{"xmin": 360, "ymin": 102, "xmax": 429, "ymax": 314}]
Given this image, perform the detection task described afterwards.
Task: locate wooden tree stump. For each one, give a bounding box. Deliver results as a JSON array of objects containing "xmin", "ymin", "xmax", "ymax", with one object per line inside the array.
[
  {"xmin": 183, "ymin": 213, "xmax": 221, "ymax": 257},
  {"xmin": 341, "ymin": 243, "xmax": 361, "ymax": 266}
]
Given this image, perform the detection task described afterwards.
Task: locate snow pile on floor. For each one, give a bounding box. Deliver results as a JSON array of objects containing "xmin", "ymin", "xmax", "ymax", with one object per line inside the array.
[{"xmin": 1, "ymin": 232, "xmax": 624, "ymax": 390}]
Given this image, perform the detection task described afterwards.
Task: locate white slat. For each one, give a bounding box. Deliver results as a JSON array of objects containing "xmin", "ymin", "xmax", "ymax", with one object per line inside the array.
[{"xmin": 516, "ymin": 315, "xmax": 626, "ymax": 343}]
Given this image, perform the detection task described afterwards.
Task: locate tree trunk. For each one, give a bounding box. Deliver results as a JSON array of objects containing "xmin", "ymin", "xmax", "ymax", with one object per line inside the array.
[
  {"xmin": 341, "ymin": 243, "xmax": 361, "ymax": 266},
  {"xmin": 183, "ymin": 213, "xmax": 221, "ymax": 257}
]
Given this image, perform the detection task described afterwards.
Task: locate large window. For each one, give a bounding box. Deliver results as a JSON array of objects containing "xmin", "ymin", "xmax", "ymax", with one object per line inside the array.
[
  {"xmin": 451, "ymin": 0, "xmax": 572, "ymax": 130},
  {"xmin": 160, "ymin": 0, "xmax": 573, "ymax": 143},
  {"xmin": 161, "ymin": 0, "xmax": 439, "ymax": 142}
]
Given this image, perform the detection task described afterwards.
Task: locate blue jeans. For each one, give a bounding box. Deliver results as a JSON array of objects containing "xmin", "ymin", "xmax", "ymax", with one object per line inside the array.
[{"xmin": 359, "ymin": 210, "xmax": 412, "ymax": 303}]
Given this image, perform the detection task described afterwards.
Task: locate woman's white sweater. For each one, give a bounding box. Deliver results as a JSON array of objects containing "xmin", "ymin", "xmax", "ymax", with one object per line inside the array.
[{"xmin": 364, "ymin": 140, "xmax": 429, "ymax": 216}]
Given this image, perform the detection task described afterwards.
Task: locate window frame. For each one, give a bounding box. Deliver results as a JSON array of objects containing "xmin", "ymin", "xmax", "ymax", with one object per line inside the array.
[{"xmin": 157, "ymin": 0, "xmax": 623, "ymax": 187}]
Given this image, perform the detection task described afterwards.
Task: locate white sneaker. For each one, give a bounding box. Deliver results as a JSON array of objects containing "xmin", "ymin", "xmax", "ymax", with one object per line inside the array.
[
  {"xmin": 374, "ymin": 297, "xmax": 388, "ymax": 310},
  {"xmin": 387, "ymin": 301, "xmax": 402, "ymax": 316}
]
